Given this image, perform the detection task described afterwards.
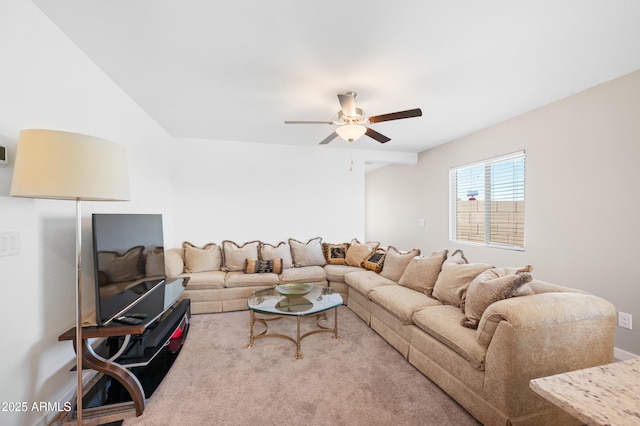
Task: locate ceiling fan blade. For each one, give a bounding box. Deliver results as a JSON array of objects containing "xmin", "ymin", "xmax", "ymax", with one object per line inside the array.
[
  {"xmin": 365, "ymin": 127, "xmax": 391, "ymax": 144},
  {"xmin": 284, "ymin": 120, "xmax": 334, "ymax": 124},
  {"xmin": 319, "ymin": 131, "xmax": 339, "ymax": 145},
  {"xmin": 337, "ymin": 92, "xmax": 357, "ymax": 117},
  {"xmin": 368, "ymin": 108, "xmax": 422, "ymax": 123}
]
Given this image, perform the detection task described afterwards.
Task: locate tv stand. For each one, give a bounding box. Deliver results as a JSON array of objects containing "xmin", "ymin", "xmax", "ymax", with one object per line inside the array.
[{"xmin": 58, "ymin": 297, "xmax": 190, "ymax": 423}]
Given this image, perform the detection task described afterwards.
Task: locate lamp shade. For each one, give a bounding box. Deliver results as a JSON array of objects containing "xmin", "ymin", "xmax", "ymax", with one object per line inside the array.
[
  {"xmin": 336, "ymin": 124, "xmax": 367, "ymax": 142},
  {"xmin": 11, "ymin": 129, "xmax": 130, "ymax": 201}
]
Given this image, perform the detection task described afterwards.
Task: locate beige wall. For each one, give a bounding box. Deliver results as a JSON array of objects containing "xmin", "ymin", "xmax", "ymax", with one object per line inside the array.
[{"xmin": 366, "ymin": 69, "xmax": 640, "ymax": 356}]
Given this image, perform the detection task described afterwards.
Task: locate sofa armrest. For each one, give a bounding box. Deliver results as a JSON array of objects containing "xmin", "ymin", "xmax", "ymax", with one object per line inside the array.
[
  {"xmin": 480, "ymin": 292, "xmax": 617, "ymax": 416},
  {"xmin": 164, "ymin": 248, "xmax": 185, "ymax": 278},
  {"xmin": 477, "ymin": 292, "xmax": 616, "ymax": 347}
]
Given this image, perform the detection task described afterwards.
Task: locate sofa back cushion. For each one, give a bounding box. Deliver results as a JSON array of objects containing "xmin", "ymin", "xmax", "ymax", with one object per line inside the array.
[
  {"xmin": 182, "ymin": 242, "xmax": 222, "ymax": 273},
  {"xmin": 380, "ymin": 246, "xmax": 421, "ymax": 282},
  {"xmin": 289, "ymin": 237, "xmax": 326, "ymax": 267},
  {"xmin": 398, "ymin": 249, "xmax": 448, "ymax": 295},
  {"xmin": 260, "ymin": 241, "xmax": 294, "ymax": 269},
  {"xmin": 222, "ymin": 240, "xmax": 260, "ymax": 271},
  {"xmin": 432, "ymin": 249, "xmax": 493, "ymax": 308}
]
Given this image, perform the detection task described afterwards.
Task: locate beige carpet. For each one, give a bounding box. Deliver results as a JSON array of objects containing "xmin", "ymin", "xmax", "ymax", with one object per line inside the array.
[{"xmin": 124, "ymin": 306, "xmax": 480, "ymax": 426}]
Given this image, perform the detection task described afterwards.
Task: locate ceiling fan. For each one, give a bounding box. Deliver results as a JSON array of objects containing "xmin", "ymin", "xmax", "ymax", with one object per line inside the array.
[{"xmin": 284, "ymin": 91, "xmax": 422, "ymax": 145}]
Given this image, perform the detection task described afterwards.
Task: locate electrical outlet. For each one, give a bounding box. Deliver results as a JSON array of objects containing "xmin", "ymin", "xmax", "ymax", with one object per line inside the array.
[
  {"xmin": 618, "ymin": 312, "xmax": 633, "ymax": 330},
  {"xmin": 0, "ymin": 231, "xmax": 19, "ymax": 257}
]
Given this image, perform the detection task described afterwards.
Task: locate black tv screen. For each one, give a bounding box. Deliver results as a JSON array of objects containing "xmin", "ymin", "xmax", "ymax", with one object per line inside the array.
[{"xmin": 92, "ymin": 214, "xmax": 166, "ymax": 326}]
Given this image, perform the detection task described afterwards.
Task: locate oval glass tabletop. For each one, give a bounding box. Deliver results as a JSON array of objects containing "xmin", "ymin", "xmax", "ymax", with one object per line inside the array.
[{"xmin": 247, "ymin": 285, "xmax": 343, "ymax": 316}]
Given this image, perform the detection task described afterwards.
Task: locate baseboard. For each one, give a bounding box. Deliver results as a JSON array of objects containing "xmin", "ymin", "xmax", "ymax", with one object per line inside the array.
[{"xmin": 614, "ymin": 347, "xmax": 638, "ymax": 361}]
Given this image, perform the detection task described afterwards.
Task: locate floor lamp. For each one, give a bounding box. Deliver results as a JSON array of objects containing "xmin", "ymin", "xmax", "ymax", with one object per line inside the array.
[{"xmin": 10, "ymin": 129, "xmax": 130, "ymax": 424}]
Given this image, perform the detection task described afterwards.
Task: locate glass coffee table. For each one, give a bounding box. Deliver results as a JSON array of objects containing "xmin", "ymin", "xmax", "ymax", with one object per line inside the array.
[{"xmin": 246, "ymin": 284, "xmax": 343, "ymax": 359}]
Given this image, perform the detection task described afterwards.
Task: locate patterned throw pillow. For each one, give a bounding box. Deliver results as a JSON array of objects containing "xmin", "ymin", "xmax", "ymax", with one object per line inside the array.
[
  {"xmin": 244, "ymin": 258, "xmax": 283, "ymax": 274},
  {"xmin": 461, "ymin": 265, "xmax": 533, "ymax": 329},
  {"xmin": 361, "ymin": 248, "xmax": 387, "ymax": 273},
  {"xmin": 322, "ymin": 243, "xmax": 350, "ymax": 265}
]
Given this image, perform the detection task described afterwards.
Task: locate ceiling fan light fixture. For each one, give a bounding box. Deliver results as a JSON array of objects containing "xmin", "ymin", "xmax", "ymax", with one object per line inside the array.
[{"xmin": 336, "ymin": 124, "xmax": 367, "ymax": 142}]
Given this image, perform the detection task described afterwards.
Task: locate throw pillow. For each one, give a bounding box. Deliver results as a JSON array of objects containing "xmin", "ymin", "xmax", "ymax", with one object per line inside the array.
[
  {"xmin": 361, "ymin": 248, "xmax": 387, "ymax": 273},
  {"xmin": 97, "ymin": 245, "xmax": 144, "ymax": 283},
  {"xmin": 288, "ymin": 237, "xmax": 326, "ymax": 267},
  {"xmin": 431, "ymin": 249, "xmax": 493, "ymax": 308},
  {"xmin": 322, "ymin": 242, "xmax": 350, "ymax": 265},
  {"xmin": 222, "ymin": 240, "xmax": 260, "ymax": 272},
  {"xmin": 398, "ymin": 249, "xmax": 448, "ymax": 295},
  {"xmin": 461, "ymin": 265, "xmax": 533, "ymax": 329},
  {"xmin": 260, "ymin": 241, "xmax": 294, "ymax": 269},
  {"xmin": 380, "ymin": 246, "xmax": 421, "ymax": 282},
  {"xmin": 345, "ymin": 239, "xmax": 380, "ymax": 267},
  {"xmin": 244, "ymin": 258, "xmax": 283, "ymax": 274},
  {"xmin": 182, "ymin": 241, "xmax": 222, "ymax": 273}
]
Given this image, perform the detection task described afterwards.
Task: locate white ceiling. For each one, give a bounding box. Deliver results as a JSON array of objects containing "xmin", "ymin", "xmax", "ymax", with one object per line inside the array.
[{"xmin": 33, "ymin": 0, "xmax": 640, "ymax": 153}]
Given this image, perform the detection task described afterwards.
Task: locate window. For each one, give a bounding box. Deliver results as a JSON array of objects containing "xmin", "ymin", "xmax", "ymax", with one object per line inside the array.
[{"xmin": 449, "ymin": 151, "xmax": 525, "ymax": 250}]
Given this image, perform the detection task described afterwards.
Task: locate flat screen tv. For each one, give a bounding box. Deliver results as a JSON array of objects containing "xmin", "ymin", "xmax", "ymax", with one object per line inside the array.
[{"xmin": 92, "ymin": 213, "xmax": 166, "ymax": 326}]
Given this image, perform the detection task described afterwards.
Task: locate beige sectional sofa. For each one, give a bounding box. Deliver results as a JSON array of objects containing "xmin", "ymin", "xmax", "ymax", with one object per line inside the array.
[{"xmin": 165, "ymin": 237, "xmax": 617, "ymax": 426}]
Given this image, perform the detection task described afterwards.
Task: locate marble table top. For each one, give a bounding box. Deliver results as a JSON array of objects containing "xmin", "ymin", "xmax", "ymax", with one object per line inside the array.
[{"xmin": 530, "ymin": 357, "xmax": 640, "ymax": 426}]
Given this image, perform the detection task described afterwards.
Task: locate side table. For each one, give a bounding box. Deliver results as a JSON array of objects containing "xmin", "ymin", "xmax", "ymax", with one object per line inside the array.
[{"xmin": 529, "ymin": 357, "xmax": 640, "ymax": 426}]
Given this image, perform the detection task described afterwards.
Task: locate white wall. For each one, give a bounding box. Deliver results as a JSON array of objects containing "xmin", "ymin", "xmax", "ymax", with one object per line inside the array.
[
  {"xmin": 0, "ymin": 1, "xmax": 174, "ymax": 425},
  {"xmin": 366, "ymin": 70, "xmax": 640, "ymax": 356},
  {"xmin": 171, "ymin": 138, "xmax": 366, "ymax": 247}
]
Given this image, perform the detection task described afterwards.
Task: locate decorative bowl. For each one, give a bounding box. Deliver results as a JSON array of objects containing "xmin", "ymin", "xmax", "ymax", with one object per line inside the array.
[{"xmin": 275, "ymin": 283, "xmax": 312, "ymax": 297}]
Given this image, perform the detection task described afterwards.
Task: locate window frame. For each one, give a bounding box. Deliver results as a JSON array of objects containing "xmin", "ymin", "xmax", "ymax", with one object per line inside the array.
[{"xmin": 449, "ymin": 150, "xmax": 526, "ymax": 251}]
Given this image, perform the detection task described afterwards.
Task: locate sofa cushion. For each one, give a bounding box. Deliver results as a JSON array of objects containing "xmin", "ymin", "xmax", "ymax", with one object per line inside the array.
[
  {"xmin": 322, "ymin": 242, "xmax": 350, "ymax": 265},
  {"xmin": 289, "ymin": 237, "xmax": 326, "ymax": 267},
  {"xmin": 244, "ymin": 258, "xmax": 283, "ymax": 274},
  {"xmin": 432, "ymin": 249, "xmax": 493, "ymax": 308},
  {"xmin": 369, "ymin": 285, "xmax": 442, "ymax": 324},
  {"xmin": 398, "ymin": 249, "xmax": 448, "ymax": 295},
  {"xmin": 164, "ymin": 248, "xmax": 185, "ymax": 277},
  {"xmin": 361, "ymin": 248, "xmax": 386, "ymax": 273},
  {"xmin": 345, "ymin": 239, "xmax": 379, "ymax": 267},
  {"xmin": 413, "ymin": 305, "xmax": 487, "ymax": 371},
  {"xmin": 183, "ymin": 270, "xmax": 226, "ymax": 289},
  {"xmin": 182, "ymin": 241, "xmax": 222, "ymax": 273},
  {"xmin": 461, "ymin": 265, "xmax": 533, "ymax": 329},
  {"xmin": 222, "ymin": 240, "xmax": 260, "ymax": 272},
  {"xmin": 279, "ymin": 265, "xmax": 326, "ymax": 283},
  {"xmin": 380, "ymin": 246, "xmax": 421, "ymax": 282},
  {"xmin": 225, "ymin": 271, "xmax": 280, "ymax": 288},
  {"xmin": 475, "ymin": 281, "xmax": 591, "ymax": 347},
  {"xmin": 324, "ymin": 264, "xmax": 362, "ymax": 283},
  {"xmin": 344, "ymin": 269, "xmax": 396, "ymax": 295},
  {"xmin": 260, "ymin": 241, "xmax": 294, "ymax": 269}
]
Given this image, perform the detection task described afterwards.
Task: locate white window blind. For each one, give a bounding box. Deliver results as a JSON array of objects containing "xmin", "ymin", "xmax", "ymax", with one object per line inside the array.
[{"xmin": 449, "ymin": 151, "xmax": 525, "ymax": 250}]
